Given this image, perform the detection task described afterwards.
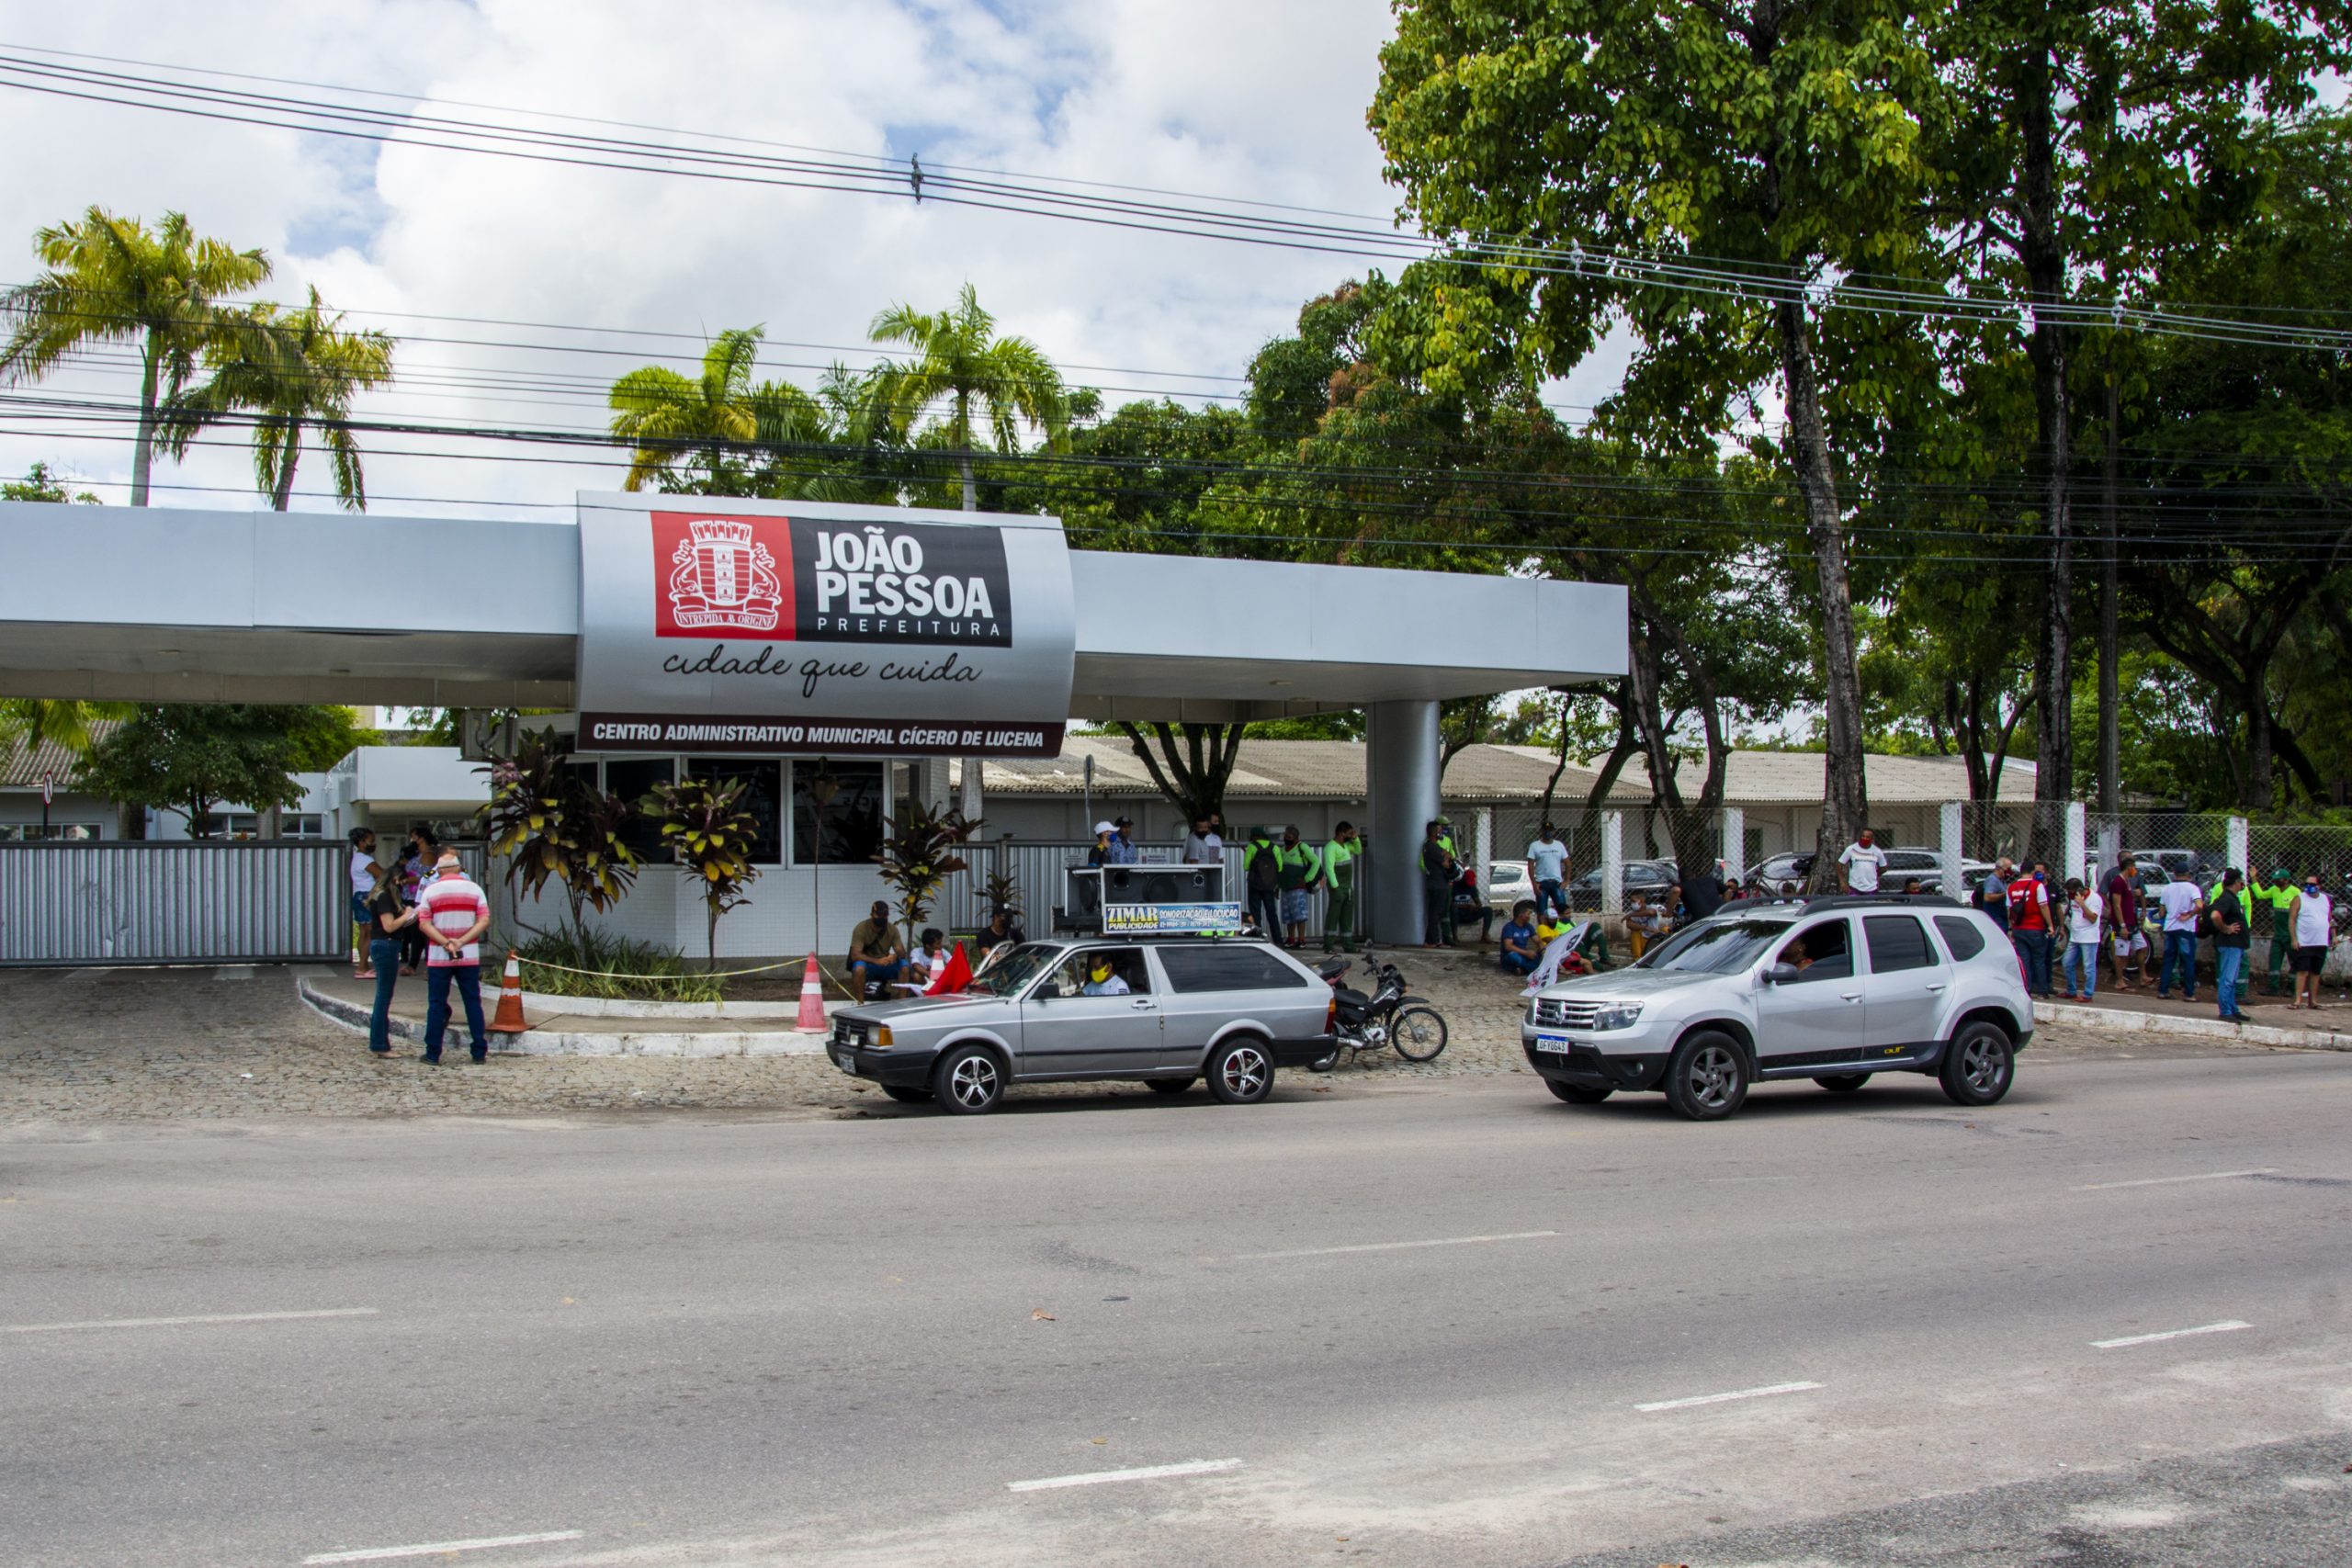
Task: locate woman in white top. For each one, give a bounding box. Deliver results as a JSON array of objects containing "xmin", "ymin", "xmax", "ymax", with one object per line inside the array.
[
  {"xmin": 2061, "ymin": 876, "xmax": 2103, "ymax": 999},
  {"xmin": 2289, "ymin": 875, "xmax": 2334, "ymax": 1010}
]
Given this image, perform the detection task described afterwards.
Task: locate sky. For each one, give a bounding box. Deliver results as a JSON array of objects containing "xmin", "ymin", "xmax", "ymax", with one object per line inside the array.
[{"xmin": 0, "ymin": 0, "xmax": 1633, "ymax": 520}]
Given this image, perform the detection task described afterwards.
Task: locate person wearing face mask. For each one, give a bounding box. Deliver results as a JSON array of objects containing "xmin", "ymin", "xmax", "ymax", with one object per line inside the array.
[
  {"xmin": 1838, "ymin": 827, "xmax": 1887, "ymax": 894},
  {"xmin": 2287, "ymin": 871, "xmax": 2334, "ymax": 1010}
]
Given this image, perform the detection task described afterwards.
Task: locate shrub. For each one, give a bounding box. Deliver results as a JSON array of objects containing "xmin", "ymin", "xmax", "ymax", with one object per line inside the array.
[{"xmin": 510, "ymin": 926, "xmax": 721, "ymax": 1003}]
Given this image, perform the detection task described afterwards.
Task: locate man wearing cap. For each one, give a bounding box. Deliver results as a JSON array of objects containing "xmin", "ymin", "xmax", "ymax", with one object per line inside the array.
[
  {"xmin": 1241, "ymin": 826, "xmax": 1284, "ymax": 942},
  {"xmin": 413, "ymin": 850, "xmax": 492, "ymax": 1066},
  {"xmin": 2256, "ymin": 867, "xmax": 2300, "ymax": 996},
  {"xmin": 1104, "ymin": 817, "xmax": 1140, "ymax": 865}
]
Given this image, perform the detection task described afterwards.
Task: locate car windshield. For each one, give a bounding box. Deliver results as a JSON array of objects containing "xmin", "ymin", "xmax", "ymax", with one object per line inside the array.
[
  {"xmin": 967, "ymin": 942, "xmax": 1063, "ymax": 997},
  {"xmin": 1637, "ymin": 917, "xmax": 1793, "ymax": 975}
]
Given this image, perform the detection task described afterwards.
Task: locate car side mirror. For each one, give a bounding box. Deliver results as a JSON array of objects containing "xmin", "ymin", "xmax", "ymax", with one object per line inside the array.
[{"xmin": 1765, "ymin": 964, "xmax": 1800, "ymax": 986}]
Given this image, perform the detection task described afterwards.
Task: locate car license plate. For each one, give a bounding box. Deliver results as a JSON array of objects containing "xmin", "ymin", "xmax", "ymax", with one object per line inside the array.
[
  {"xmin": 1535, "ymin": 1032, "xmax": 1574, "ymax": 1055},
  {"xmin": 835, "ymin": 1052, "xmax": 857, "ymax": 1075}
]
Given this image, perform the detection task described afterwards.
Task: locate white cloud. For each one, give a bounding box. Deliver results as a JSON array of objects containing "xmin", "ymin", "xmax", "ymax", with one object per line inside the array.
[{"xmin": 0, "ymin": 1, "xmax": 1627, "ymax": 516}]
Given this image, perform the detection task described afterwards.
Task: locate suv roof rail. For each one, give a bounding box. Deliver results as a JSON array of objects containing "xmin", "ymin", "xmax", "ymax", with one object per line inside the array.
[{"xmin": 1720, "ymin": 893, "xmax": 1964, "ymax": 913}]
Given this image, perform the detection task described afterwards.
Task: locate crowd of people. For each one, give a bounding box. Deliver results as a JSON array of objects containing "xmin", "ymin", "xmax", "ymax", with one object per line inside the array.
[{"xmin": 346, "ymin": 824, "xmax": 494, "ymax": 1064}]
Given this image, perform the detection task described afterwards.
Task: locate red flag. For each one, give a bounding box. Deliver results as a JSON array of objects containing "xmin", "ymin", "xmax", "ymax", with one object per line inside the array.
[{"xmin": 926, "ymin": 942, "xmax": 973, "ymax": 996}]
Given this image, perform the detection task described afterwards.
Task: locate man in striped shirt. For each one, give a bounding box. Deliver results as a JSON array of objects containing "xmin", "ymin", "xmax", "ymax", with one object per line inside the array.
[{"xmin": 414, "ymin": 851, "xmax": 492, "ymax": 1065}]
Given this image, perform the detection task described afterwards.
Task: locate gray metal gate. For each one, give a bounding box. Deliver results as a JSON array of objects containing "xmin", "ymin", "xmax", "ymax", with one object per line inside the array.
[{"xmin": 0, "ymin": 842, "xmax": 484, "ymax": 967}]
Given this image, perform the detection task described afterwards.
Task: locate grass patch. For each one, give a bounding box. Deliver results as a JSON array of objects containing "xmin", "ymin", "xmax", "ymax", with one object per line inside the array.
[{"xmin": 508, "ymin": 927, "xmax": 724, "ymax": 1003}]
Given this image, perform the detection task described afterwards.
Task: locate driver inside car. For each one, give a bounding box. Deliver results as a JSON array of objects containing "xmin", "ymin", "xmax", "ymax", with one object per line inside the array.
[
  {"xmin": 1080, "ymin": 956, "xmax": 1131, "ymax": 996},
  {"xmin": 1777, "ymin": 923, "xmax": 1849, "ymax": 977}
]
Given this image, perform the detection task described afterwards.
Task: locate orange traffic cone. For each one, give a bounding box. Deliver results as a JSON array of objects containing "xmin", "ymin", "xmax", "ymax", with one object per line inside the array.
[
  {"xmin": 795, "ymin": 952, "xmax": 830, "ymax": 1032},
  {"xmin": 488, "ymin": 950, "xmax": 530, "ymax": 1035}
]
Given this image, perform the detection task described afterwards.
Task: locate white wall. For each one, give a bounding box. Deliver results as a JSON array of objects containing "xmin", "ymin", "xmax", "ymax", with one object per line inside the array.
[{"xmin": 509, "ymin": 860, "xmax": 894, "ymax": 961}]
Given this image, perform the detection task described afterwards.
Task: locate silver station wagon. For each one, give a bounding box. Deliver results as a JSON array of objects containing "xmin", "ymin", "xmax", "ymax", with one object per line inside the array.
[{"xmin": 828, "ymin": 938, "xmax": 1338, "ymax": 1113}]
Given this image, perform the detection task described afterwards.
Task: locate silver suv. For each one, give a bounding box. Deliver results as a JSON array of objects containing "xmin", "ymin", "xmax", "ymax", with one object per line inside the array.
[
  {"xmin": 1521, "ymin": 897, "xmax": 2031, "ymax": 1121},
  {"xmin": 829, "ymin": 938, "xmax": 1336, "ymax": 1114}
]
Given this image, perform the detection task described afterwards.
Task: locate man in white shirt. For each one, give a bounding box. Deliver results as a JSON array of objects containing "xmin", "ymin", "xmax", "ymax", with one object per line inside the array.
[
  {"xmin": 2152, "ymin": 867, "xmax": 2206, "ymax": 1001},
  {"xmin": 1182, "ymin": 814, "xmax": 1224, "ymax": 865},
  {"xmin": 1525, "ymin": 824, "xmax": 1570, "ymax": 925},
  {"xmin": 1838, "ymin": 828, "xmax": 1888, "ymax": 894},
  {"xmin": 413, "ymin": 852, "xmax": 493, "ymax": 1064}
]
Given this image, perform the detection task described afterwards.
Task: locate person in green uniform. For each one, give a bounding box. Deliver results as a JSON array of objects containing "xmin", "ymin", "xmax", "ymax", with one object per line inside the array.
[
  {"xmin": 1273, "ymin": 826, "xmax": 1323, "ymax": 949},
  {"xmin": 2257, "ymin": 867, "xmax": 2299, "ymax": 995},
  {"xmin": 1320, "ymin": 821, "xmax": 1363, "ymax": 953}
]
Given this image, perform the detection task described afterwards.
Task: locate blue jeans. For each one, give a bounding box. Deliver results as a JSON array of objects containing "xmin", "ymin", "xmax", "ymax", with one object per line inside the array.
[
  {"xmin": 2214, "ymin": 946, "xmax": 2245, "ymax": 1018},
  {"xmin": 2010, "ymin": 929, "xmax": 2052, "ymax": 995},
  {"xmin": 1534, "ymin": 878, "xmax": 1568, "ymax": 923},
  {"xmin": 2063, "ymin": 941, "xmax": 2098, "ymax": 998},
  {"xmin": 367, "ymin": 938, "xmax": 401, "ymax": 1051},
  {"xmin": 2158, "ymin": 931, "xmax": 2199, "ymax": 997},
  {"xmin": 424, "ymin": 964, "xmax": 486, "ymax": 1057},
  {"xmin": 1500, "ymin": 949, "xmax": 1537, "ymax": 976}
]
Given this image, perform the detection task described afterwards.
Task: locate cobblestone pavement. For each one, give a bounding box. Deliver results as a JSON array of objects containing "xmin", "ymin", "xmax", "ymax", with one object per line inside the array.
[{"xmin": 0, "ymin": 955, "xmax": 2298, "ymax": 1129}]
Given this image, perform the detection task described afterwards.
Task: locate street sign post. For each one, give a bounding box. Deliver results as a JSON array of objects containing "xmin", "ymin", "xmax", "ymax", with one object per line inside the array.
[{"xmin": 40, "ymin": 770, "xmax": 52, "ymax": 837}]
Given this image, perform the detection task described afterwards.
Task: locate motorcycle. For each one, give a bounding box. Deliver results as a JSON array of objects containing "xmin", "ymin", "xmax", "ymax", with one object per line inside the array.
[{"xmin": 1309, "ymin": 955, "xmax": 1449, "ymax": 1069}]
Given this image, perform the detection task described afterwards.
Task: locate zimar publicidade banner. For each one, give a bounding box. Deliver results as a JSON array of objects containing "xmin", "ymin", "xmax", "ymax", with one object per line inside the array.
[{"xmin": 573, "ymin": 493, "xmax": 1077, "ymax": 758}]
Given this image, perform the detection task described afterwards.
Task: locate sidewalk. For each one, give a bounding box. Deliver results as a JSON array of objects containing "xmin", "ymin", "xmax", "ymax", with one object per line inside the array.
[
  {"xmin": 300, "ymin": 970, "xmax": 831, "ymax": 1056},
  {"xmin": 2035, "ymin": 983, "xmax": 2352, "ymax": 1052}
]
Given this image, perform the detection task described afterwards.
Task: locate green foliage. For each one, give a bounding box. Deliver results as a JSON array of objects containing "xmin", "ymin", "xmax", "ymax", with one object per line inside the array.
[
  {"xmin": 70, "ymin": 703, "xmax": 363, "ymax": 836},
  {"xmin": 479, "ymin": 731, "xmax": 641, "ymax": 939},
  {"xmin": 2, "ymin": 462, "xmax": 99, "ymax": 503},
  {"xmin": 0, "ymin": 208, "xmax": 270, "ymax": 504},
  {"xmin": 511, "ymin": 926, "xmax": 722, "ymax": 1004},
  {"xmin": 643, "ymin": 775, "xmax": 763, "ymax": 967},
  {"xmin": 870, "ymin": 283, "xmax": 1069, "ymax": 510},
  {"xmin": 872, "ymin": 800, "xmax": 979, "ymax": 939},
  {"xmin": 164, "ymin": 286, "xmax": 394, "ymax": 511}
]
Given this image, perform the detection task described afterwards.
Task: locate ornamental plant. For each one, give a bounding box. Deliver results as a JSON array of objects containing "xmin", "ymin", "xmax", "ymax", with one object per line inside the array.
[
  {"xmin": 873, "ymin": 801, "xmax": 981, "ymax": 943},
  {"xmin": 478, "ymin": 729, "xmax": 640, "ymax": 942},
  {"xmin": 644, "ymin": 775, "xmax": 763, "ymax": 969}
]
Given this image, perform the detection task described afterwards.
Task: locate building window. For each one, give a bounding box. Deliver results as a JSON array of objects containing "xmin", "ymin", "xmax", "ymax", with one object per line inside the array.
[
  {"xmin": 604, "ymin": 757, "xmax": 677, "ymax": 862},
  {"xmin": 278, "ymin": 813, "xmax": 326, "ymax": 840},
  {"xmin": 0, "ymin": 822, "xmax": 102, "ymax": 841},
  {"xmin": 703, "ymin": 759, "xmax": 785, "ymax": 865},
  {"xmin": 793, "ymin": 761, "xmax": 889, "ymax": 867}
]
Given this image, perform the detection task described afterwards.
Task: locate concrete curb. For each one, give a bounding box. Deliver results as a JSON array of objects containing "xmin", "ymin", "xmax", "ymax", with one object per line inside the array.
[
  {"xmin": 2034, "ymin": 998, "xmax": 2351, "ymax": 1052},
  {"xmin": 298, "ymin": 976, "xmax": 830, "ymax": 1057},
  {"xmin": 516, "ymin": 990, "xmax": 817, "ymax": 1021}
]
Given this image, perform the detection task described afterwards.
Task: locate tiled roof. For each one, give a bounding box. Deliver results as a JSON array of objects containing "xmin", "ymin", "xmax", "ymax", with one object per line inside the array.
[
  {"xmin": 0, "ymin": 724, "xmax": 116, "ymax": 789},
  {"xmin": 967, "ymin": 737, "xmax": 2038, "ymax": 808}
]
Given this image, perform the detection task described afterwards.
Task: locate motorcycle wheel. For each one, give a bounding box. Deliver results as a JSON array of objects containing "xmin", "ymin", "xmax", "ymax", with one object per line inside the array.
[{"xmin": 1392, "ymin": 1007, "xmax": 1448, "ymax": 1063}]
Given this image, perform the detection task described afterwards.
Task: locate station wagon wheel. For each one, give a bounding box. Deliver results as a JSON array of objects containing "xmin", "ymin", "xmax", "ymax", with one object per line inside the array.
[
  {"xmin": 1206, "ymin": 1037, "xmax": 1274, "ymax": 1105},
  {"xmin": 1392, "ymin": 1007, "xmax": 1448, "ymax": 1062},
  {"xmin": 1663, "ymin": 1030, "xmax": 1748, "ymax": 1122},
  {"xmin": 1938, "ymin": 1021, "xmax": 2014, "ymax": 1108},
  {"xmin": 933, "ymin": 1045, "xmax": 1006, "ymax": 1114}
]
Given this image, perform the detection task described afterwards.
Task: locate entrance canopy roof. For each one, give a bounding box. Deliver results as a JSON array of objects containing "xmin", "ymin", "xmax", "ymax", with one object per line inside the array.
[{"xmin": 0, "ymin": 501, "xmax": 1625, "ymax": 720}]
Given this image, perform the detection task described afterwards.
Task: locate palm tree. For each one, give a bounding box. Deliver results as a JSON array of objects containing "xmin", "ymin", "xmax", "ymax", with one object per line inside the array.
[
  {"xmin": 0, "ymin": 699, "xmax": 131, "ymax": 755},
  {"xmin": 869, "ymin": 284, "xmax": 1069, "ymax": 510},
  {"xmin": 164, "ymin": 287, "xmax": 395, "ymax": 511},
  {"xmin": 609, "ymin": 325, "xmax": 828, "ymax": 494},
  {"xmin": 0, "ymin": 209, "xmax": 270, "ymax": 504}
]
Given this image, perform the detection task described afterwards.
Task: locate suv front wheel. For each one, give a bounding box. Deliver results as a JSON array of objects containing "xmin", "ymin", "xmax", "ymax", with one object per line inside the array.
[
  {"xmin": 1939, "ymin": 1021, "xmax": 2015, "ymax": 1107},
  {"xmin": 1664, "ymin": 1030, "xmax": 1749, "ymax": 1121}
]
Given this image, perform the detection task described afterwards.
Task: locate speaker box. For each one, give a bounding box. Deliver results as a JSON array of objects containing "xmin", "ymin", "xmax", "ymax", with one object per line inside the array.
[{"xmin": 1105, "ymin": 868, "xmax": 1211, "ymax": 906}]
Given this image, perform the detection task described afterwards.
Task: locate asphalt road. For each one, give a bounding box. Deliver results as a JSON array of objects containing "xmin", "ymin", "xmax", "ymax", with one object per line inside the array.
[{"xmin": 4, "ymin": 1050, "xmax": 2349, "ymax": 1567}]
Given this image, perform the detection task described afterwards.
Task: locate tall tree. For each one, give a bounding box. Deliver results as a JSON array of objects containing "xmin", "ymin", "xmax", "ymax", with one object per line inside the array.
[
  {"xmin": 71, "ymin": 704, "xmax": 366, "ymax": 838},
  {"xmin": 164, "ymin": 287, "xmax": 394, "ymax": 511},
  {"xmin": 0, "ymin": 209, "xmax": 270, "ymax": 505},
  {"xmin": 1372, "ymin": 0, "xmax": 1950, "ymax": 882},
  {"xmin": 1929, "ymin": 0, "xmax": 2350, "ymax": 807},
  {"xmin": 870, "ymin": 283, "xmax": 1069, "ymax": 512},
  {"xmin": 608, "ymin": 325, "xmax": 827, "ymax": 494}
]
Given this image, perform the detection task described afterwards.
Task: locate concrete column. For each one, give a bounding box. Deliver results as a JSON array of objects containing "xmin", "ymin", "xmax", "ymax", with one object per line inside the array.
[
  {"xmin": 2065, "ymin": 800, "xmax": 2088, "ymax": 886},
  {"xmin": 1474, "ymin": 807, "xmax": 1494, "ymax": 883},
  {"xmin": 2226, "ymin": 815, "xmax": 2249, "ymax": 879},
  {"xmin": 1721, "ymin": 807, "xmax": 1746, "ymax": 883},
  {"xmin": 958, "ymin": 753, "xmax": 983, "ymax": 824},
  {"xmin": 1366, "ymin": 700, "xmax": 1441, "ymax": 945},
  {"xmin": 1601, "ymin": 811, "xmax": 1625, "ymax": 915},
  {"xmin": 1940, "ymin": 801, "xmax": 1964, "ymax": 899}
]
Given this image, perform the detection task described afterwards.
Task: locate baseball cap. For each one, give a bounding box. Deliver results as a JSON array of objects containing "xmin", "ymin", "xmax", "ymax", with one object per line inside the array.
[{"xmin": 1093, "ymin": 820, "xmax": 1116, "ymax": 835}]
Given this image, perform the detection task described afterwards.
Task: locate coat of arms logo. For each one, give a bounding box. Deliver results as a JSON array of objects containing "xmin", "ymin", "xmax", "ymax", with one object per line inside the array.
[{"xmin": 665, "ymin": 518, "xmax": 783, "ymax": 633}]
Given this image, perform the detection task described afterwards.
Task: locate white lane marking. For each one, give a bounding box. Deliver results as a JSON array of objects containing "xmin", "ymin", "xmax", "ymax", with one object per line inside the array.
[
  {"xmin": 1635, "ymin": 1381, "xmax": 1824, "ymax": 1413},
  {"xmin": 1231, "ymin": 1230, "xmax": 1558, "ymax": 1260},
  {"xmin": 1008, "ymin": 1458, "xmax": 1242, "ymax": 1493},
  {"xmin": 5, "ymin": 1307, "xmax": 379, "ymax": 1335},
  {"xmin": 2092, "ymin": 1320, "xmax": 2252, "ymax": 1349},
  {"xmin": 2078, "ymin": 1169, "xmax": 2276, "ymax": 1190},
  {"xmin": 302, "ymin": 1531, "xmax": 584, "ymax": 1563}
]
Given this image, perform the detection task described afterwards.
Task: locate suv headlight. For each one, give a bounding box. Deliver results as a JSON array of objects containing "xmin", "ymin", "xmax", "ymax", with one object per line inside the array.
[{"xmin": 1591, "ymin": 1003, "xmax": 1645, "ymax": 1032}]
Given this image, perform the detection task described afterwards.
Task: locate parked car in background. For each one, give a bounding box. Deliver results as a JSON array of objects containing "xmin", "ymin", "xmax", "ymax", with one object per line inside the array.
[
  {"xmin": 1566, "ymin": 858, "xmax": 1679, "ymax": 905},
  {"xmin": 1754, "ymin": 848, "xmax": 1991, "ymax": 896},
  {"xmin": 1487, "ymin": 860, "xmax": 1532, "ymax": 913}
]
